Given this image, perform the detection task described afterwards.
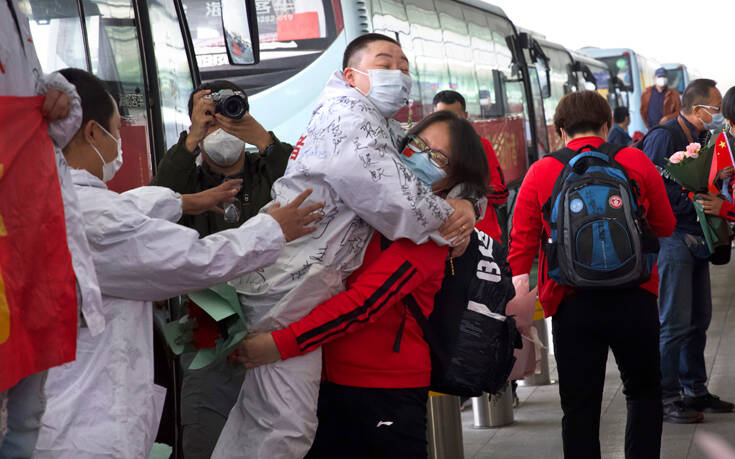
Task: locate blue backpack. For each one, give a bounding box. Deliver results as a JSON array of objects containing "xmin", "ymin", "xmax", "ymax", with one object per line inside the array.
[{"xmin": 541, "ymin": 142, "xmax": 658, "ymax": 289}]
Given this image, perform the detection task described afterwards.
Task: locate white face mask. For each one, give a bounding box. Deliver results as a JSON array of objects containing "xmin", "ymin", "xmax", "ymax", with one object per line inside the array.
[
  {"xmin": 656, "ymin": 77, "xmax": 668, "ymax": 87},
  {"xmin": 202, "ymin": 128, "xmax": 245, "ymax": 166},
  {"xmin": 351, "ymin": 68, "xmax": 412, "ymax": 118},
  {"xmin": 90, "ymin": 121, "xmax": 123, "ymax": 182}
]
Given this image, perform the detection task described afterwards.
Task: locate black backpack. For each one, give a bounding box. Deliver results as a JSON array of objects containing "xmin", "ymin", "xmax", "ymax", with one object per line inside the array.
[
  {"xmin": 541, "ymin": 142, "xmax": 659, "ymax": 289},
  {"xmin": 389, "ymin": 230, "xmax": 520, "ymax": 397}
]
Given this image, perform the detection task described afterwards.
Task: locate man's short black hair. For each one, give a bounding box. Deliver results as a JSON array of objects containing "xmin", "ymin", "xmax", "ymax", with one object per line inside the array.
[
  {"xmin": 188, "ymin": 80, "xmax": 245, "ymax": 116},
  {"xmin": 342, "ymin": 33, "xmax": 400, "ymax": 70},
  {"xmin": 59, "ymin": 68, "xmax": 116, "ymax": 131},
  {"xmin": 722, "ymin": 86, "xmax": 735, "ymax": 124},
  {"xmin": 432, "ymin": 90, "xmax": 466, "ymax": 111},
  {"xmin": 613, "ymin": 106, "xmax": 629, "ymax": 124},
  {"xmin": 682, "ymin": 78, "xmax": 718, "ymax": 114}
]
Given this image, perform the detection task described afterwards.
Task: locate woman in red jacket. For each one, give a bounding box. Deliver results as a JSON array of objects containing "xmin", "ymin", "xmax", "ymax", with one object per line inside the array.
[
  {"xmin": 232, "ymin": 110, "xmax": 490, "ymax": 459},
  {"xmin": 508, "ymin": 91, "xmax": 676, "ymax": 459}
]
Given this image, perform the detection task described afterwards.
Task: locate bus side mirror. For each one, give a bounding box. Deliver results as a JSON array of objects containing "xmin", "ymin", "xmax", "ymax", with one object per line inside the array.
[
  {"xmin": 486, "ymin": 69, "xmax": 506, "ymax": 118},
  {"xmin": 541, "ymin": 68, "xmax": 551, "ymax": 99},
  {"xmin": 220, "ymin": 0, "xmax": 260, "ymax": 65}
]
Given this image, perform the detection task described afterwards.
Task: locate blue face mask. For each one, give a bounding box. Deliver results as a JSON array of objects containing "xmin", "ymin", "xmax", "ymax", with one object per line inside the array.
[{"xmin": 400, "ymin": 140, "xmax": 447, "ymax": 186}]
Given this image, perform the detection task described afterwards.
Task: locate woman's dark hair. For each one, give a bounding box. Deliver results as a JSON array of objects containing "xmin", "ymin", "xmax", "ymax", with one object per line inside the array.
[
  {"xmin": 404, "ymin": 110, "xmax": 490, "ymax": 198},
  {"xmin": 59, "ymin": 68, "xmax": 115, "ymax": 131},
  {"xmin": 553, "ymin": 90, "xmax": 613, "ymax": 137},
  {"xmin": 722, "ymin": 86, "xmax": 735, "ymax": 124}
]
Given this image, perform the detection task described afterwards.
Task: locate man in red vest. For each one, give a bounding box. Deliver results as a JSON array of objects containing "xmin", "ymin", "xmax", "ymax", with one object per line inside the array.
[{"xmin": 433, "ymin": 90, "xmax": 508, "ymax": 241}]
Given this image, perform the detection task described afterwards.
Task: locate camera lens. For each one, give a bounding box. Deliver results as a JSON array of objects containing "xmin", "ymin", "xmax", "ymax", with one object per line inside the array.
[{"xmin": 222, "ymin": 95, "xmax": 247, "ymax": 119}]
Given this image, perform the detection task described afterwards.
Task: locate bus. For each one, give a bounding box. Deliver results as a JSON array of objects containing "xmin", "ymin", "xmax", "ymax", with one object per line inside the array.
[
  {"xmin": 184, "ymin": 0, "xmax": 558, "ymax": 234},
  {"xmin": 579, "ymin": 47, "xmax": 659, "ymax": 137},
  {"xmin": 661, "ymin": 63, "xmax": 692, "ymax": 96},
  {"xmin": 530, "ymin": 37, "xmax": 616, "ymax": 151}
]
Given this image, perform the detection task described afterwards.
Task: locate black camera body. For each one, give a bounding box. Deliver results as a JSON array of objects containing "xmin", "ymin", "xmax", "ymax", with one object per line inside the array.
[{"xmin": 206, "ymin": 89, "xmax": 248, "ymax": 119}]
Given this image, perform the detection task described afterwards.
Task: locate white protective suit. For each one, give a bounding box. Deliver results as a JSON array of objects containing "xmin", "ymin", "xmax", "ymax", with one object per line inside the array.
[
  {"xmin": 0, "ymin": 0, "xmax": 104, "ymax": 336},
  {"xmin": 34, "ymin": 170, "xmax": 286, "ymax": 459},
  {"xmin": 213, "ymin": 71, "xmax": 454, "ymax": 458}
]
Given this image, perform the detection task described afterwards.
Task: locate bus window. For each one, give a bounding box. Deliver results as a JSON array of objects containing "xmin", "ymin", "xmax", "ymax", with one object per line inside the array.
[
  {"xmin": 437, "ymin": 3, "xmax": 480, "ymax": 117},
  {"xmin": 598, "ymin": 54, "xmax": 633, "ymax": 90},
  {"xmin": 373, "ymin": 0, "xmax": 409, "ymax": 35},
  {"xmin": 665, "ymin": 68, "xmax": 686, "ymax": 94},
  {"xmin": 182, "ymin": 0, "xmax": 340, "ymax": 94},
  {"xmin": 404, "ymin": 0, "xmax": 448, "ymax": 120},
  {"xmin": 23, "ymin": 0, "xmax": 88, "ymax": 71},
  {"xmin": 537, "ymin": 44, "xmax": 571, "ymax": 150},
  {"xmin": 25, "ymin": 0, "xmax": 155, "ymax": 193},
  {"xmin": 147, "ymin": 0, "xmax": 195, "ymax": 151}
]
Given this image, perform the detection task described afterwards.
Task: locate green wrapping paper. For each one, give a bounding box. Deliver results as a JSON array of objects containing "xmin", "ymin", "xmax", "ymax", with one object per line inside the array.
[
  {"xmin": 162, "ymin": 283, "xmax": 248, "ymax": 370},
  {"xmin": 664, "ymin": 145, "xmax": 714, "ymax": 194},
  {"xmin": 692, "ymin": 197, "xmax": 731, "ymax": 256}
]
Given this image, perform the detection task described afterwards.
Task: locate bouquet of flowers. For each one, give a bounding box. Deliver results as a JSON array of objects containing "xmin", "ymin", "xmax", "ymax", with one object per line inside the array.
[
  {"xmin": 665, "ymin": 140, "xmax": 732, "ymax": 259},
  {"xmin": 162, "ymin": 284, "xmax": 248, "ymax": 370}
]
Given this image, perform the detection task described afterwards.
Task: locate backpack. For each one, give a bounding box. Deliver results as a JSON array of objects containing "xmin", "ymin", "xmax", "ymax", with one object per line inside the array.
[
  {"xmin": 388, "ymin": 230, "xmax": 521, "ymax": 397},
  {"xmin": 541, "ymin": 142, "xmax": 658, "ymax": 289}
]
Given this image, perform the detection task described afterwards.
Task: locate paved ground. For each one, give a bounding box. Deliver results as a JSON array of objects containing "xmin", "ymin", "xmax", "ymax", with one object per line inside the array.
[{"xmin": 461, "ymin": 261, "xmax": 735, "ymax": 459}]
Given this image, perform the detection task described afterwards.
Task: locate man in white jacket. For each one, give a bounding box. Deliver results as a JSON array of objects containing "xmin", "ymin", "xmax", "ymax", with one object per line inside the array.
[
  {"xmin": 214, "ymin": 33, "xmax": 478, "ymax": 458},
  {"xmin": 32, "ymin": 68, "xmax": 323, "ymax": 459},
  {"xmin": 0, "ymin": 2, "xmax": 103, "ymax": 457}
]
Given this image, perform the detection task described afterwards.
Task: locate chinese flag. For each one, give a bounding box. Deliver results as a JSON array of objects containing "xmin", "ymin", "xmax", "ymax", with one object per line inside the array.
[
  {"xmin": 0, "ymin": 95, "xmax": 78, "ymax": 391},
  {"xmin": 708, "ymin": 132, "xmax": 734, "ymax": 196}
]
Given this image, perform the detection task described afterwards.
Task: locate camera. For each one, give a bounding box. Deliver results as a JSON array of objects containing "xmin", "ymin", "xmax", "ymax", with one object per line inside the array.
[{"xmin": 206, "ymin": 89, "xmax": 249, "ymax": 119}]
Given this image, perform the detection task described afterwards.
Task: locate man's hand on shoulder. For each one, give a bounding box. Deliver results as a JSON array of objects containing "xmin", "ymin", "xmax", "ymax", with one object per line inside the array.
[{"xmin": 185, "ymin": 89, "xmax": 216, "ymax": 153}]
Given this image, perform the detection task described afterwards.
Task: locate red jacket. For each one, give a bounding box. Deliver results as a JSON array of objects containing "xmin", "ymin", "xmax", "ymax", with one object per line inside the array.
[
  {"xmin": 475, "ymin": 138, "xmax": 508, "ymax": 241},
  {"xmin": 507, "ymin": 137, "xmax": 676, "ymax": 317},
  {"xmin": 273, "ymin": 232, "xmax": 448, "ymax": 388}
]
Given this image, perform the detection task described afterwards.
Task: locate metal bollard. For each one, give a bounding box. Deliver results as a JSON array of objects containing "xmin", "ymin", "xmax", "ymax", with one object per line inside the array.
[
  {"xmin": 489, "ymin": 384, "xmax": 514, "ymax": 427},
  {"xmin": 522, "ymin": 302, "xmax": 552, "ymax": 386},
  {"xmin": 471, "ymin": 394, "xmax": 491, "ymax": 428},
  {"xmin": 426, "ymin": 392, "xmax": 464, "ymax": 459}
]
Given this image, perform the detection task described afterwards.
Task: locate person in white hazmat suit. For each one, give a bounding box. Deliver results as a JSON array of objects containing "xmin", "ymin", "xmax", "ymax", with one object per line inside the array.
[
  {"xmin": 32, "ymin": 68, "xmax": 324, "ymax": 459},
  {"xmin": 213, "ymin": 33, "xmax": 479, "ymax": 458},
  {"xmin": 0, "ymin": 2, "xmax": 104, "ymax": 457}
]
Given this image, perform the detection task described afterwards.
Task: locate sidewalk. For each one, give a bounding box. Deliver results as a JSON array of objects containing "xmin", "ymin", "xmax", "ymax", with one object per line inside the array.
[{"xmin": 463, "ymin": 261, "xmax": 735, "ymax": 458}]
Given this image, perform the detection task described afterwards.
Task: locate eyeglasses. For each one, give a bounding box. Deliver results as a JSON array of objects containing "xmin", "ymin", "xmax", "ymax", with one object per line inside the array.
[
  {"xmin": 696, "ymin": 104, "xmax": 721, "ymax": 113},
  {"xmin": 405, "ymin": 135, "xmax": 449, "ymax": 168}
]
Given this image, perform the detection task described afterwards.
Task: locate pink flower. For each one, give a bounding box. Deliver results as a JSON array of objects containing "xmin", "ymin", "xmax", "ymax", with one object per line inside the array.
[
  {"xmin": 669, "ymin": 151, "xmax": 686, "ymax": 164},
  {"xmin": 686, "ymin": 143, "xmax": 701, "ymax": 156},
  {"xmin": 685, "ymin": 150, "xmax": 700, "ymax": 159}
]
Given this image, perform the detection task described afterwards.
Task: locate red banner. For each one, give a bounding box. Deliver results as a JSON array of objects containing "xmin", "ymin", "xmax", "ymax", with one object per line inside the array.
[
  {"xmin": 107, "ymin": 123, "xmax": 152, "ymax": 193},
  {"xmin": 0, "ymin": 95, "xmax": 77, "ymax": 391},
  {"xmin": 473, "ymin": 117, "xmax": 528, "ymax": 184}
]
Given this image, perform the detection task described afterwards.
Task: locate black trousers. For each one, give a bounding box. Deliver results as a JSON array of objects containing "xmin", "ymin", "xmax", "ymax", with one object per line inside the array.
[
  {"xmin": 305, "ymin": 383, "xmax": 429, "ymax": 459},
  {"xmin": 552, "ymin": 288, "xmax": 663, "ymax": 459}
]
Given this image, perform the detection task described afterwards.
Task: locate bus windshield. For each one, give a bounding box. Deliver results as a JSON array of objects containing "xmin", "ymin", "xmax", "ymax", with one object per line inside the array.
[
  {"xmin": 182, "ymin": 0, "xmax": 340, "ymax": 93},
  {"xmin": 598, "ymin": 54, "xmax": 633, "ymax": 90},
  {"xmin": 665, "ymin": 68, "xmax": 686, "ymax": 94}
]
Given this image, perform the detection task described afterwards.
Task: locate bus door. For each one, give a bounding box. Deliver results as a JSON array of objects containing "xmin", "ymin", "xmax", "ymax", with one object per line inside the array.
[{"xmin": 24, "ymin": 0, "xmax": 160, "ymax": 193}]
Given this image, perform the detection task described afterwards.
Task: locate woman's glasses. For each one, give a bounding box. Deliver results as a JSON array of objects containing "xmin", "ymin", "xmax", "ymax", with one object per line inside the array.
[{"xmin": 406, "ymin": 135, "xmax": 449, "ymax": 168}]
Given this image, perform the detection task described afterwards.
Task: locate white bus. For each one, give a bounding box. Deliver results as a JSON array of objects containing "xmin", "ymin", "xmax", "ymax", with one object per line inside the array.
[{"xmin": 579, "ymin": 47, "xmax": 660, "ymax": 137}]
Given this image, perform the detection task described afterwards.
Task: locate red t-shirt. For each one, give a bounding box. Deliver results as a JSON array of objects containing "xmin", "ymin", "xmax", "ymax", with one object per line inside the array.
[
  {"xmin": 273, "ymin": 232, "xmax": 448, "ymax": 388},
  {"xmin": 475, "ymin": 137, "xmax": 508, "ymax": 241},
  {"xmin": 507, "ymin": 137, "xmax": 676, "ymax": 317}
]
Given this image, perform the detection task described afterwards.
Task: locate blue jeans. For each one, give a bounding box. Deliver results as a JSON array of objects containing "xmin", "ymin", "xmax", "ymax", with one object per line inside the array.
[
  {"xmin": 657, "ymin": 233, "xmax": 712, "ymax": 402},
  {"xmin": 0, "ymin": 370, "xmax": 48, "ymax": 459}
]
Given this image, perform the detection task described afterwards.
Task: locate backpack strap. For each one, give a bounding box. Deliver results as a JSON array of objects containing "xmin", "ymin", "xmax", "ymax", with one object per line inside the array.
[{"xmin": 403, "ymin": 294, "xmax": 450, "ymax": 368}]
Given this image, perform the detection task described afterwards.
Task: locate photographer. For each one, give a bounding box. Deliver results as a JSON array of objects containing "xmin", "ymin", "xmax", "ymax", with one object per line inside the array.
[
  {"xmin": 150, "ymin": 80, "xmax": 292, "ymax": 459},
  {"xmin": 152, "ymin": 80, "xmax": 292, "ymax": 235}
]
